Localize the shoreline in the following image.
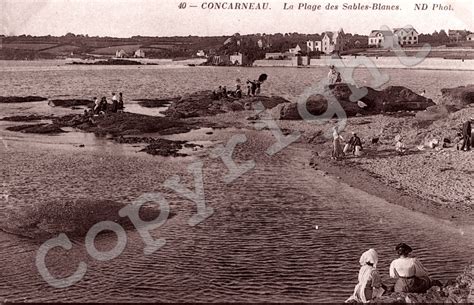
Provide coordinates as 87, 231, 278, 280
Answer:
204, 109, 474, 228
310, 148, 474, 227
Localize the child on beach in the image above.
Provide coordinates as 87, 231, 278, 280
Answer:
395, 135, 406, 154
346, 249, 384, 303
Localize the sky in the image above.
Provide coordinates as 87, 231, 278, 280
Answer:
0, 0, 472, 37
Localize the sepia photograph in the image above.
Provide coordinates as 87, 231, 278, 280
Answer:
0, 0, 473, 303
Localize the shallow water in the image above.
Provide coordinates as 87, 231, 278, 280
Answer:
0, 61, 473, 302
0, 129, 473, 302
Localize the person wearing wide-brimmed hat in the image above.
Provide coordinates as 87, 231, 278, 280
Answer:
346, 249, 384, 303
389, 243, 431, 293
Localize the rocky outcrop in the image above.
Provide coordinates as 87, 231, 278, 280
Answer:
273, 84, 435, 120
163, 90, 290, 118
48, 99, 94, 108
53, 112, 195, 136
439, 85, 474, 109
6, 123, 65, 134
0, 96, 47, 103
116, 136, 203, 157
1, 114, 56, 122
69, 59, 142, 65
371, 264, 473, 303
0, 199, 170, 240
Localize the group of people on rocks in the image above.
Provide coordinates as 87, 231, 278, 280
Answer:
346, 243, 434, 303
212, 74, 268, 100
331, 127, 363, 160
87, 92, 124, 115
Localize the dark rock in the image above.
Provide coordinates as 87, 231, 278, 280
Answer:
378, 86, 435, 112
440, 85, 474, 108
163, 90, 290, 118
1, 114, 55, 122
53, 112, 194, 136
0, 199, 171, 240
48, 99, 94, 108
0, 96, 47, 103
6, 123, 65, 134
136, 98, 179, 108
69, 59, 142, 65
140, 138, 190, 157
116, 136, 202, 157
276, 84, 434, 120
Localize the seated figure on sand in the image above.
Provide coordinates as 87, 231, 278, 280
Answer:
235, 85, 242, 98
345, 132, 363, 156
395, 135, 406, 155
389, 243, 432, 293
346, 249, 384, 303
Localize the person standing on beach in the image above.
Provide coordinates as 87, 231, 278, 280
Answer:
460, 118, 472, 151
389, 243, 431, 293
100, 97, 108, 114
328, 65, 338, 85
93, 97, 100, 114
111, 92, 118, 113
332, 127, 344, 160
346, 249, 384, 303
118, 92, 124, 112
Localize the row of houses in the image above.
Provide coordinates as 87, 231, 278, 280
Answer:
208, 52, 249, 66
368, 28, 474, 48
368, 27, 419, 47
449, 30, 474, 42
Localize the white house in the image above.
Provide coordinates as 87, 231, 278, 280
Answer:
467, 34, 474, 41
307, 28, 346, 55
306, 40, 322, 52
115, 49, 128, 58
288, 44, 302, 54
229, 52, 248, 65
196, 50, 206, 57
134, 49, 145, 58
393, 27, 419, 46
368, 30, 394, 47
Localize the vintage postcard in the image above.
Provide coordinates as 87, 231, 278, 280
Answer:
0, 0, 473, 303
